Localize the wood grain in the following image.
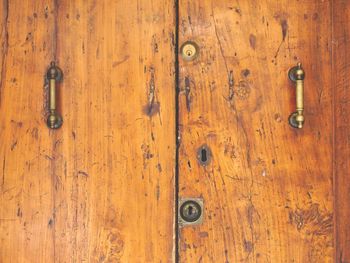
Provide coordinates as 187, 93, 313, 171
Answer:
0, 0, 175, 262
1, 0, 350, 262
178, 1, 334, 262
333, 0, 350, 262
0, 1, 56, 261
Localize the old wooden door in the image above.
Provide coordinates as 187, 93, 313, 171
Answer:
1, 0, 350, 262
177, 0, 350, 262
0, 0, 176, 262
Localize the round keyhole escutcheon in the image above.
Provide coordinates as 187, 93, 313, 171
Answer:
180, 41, 199, 61
179, 200, 202, 223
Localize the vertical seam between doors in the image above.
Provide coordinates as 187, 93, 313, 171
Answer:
174, 0, 180, 261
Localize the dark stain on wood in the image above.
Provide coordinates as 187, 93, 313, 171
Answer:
31, 128, 39, 140
249, 34, 256, 49
48, 218, 53, 228
141, 144, 154, 169
144, 67, 160, 117
157, 163, 162, 172
272, 12, 289, 60
241, 69, 251, 78
228, 70, 234, 101
17, 207, 22, 217
280, 19, 288, 41
152, 34, 159, 53
143, 102, 160, 117
77, 170, 89, 178
185, 76, 191, 112
244, 240, 253, 253
11, 141, 17, 151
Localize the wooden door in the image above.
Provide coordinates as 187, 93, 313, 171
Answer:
1, 0, 350, 262
0, 0, 175, 262
177, 0, 350, 262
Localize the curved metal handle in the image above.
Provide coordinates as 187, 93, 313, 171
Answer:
46, 62, 63, 129
288, 63, 305, 129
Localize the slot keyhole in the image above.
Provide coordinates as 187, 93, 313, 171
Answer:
200, 148, 207, 163
197, 144, 211, 166
188, 205, 193, 215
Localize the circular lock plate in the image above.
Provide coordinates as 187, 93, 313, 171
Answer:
180, 41, 199, 61
179, 200, 202, 223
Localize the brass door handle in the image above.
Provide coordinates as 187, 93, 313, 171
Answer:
46, 62, 63, 129
288, 63, 305, 129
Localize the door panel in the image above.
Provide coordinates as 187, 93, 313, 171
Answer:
0, 0, 175, 262
0, 1, 56, 261
334, 1, 350, 261
178, 1, 333, 262
1, 0, 350, 262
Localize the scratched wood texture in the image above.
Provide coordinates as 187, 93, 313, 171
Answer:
334, 0, 350, 262
0, 0, 175, 262
178, 1, 335, 262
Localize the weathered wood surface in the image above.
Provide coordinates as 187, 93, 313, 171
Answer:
333, 0, 350, 262
178, 1, 334, 262
0, 0, 175, 262
1, 0, 350, 262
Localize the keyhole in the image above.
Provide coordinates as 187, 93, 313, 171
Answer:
187, 205, 193, 215
197, 145, 211, 166
179, 200, 202, 223
180, 41, 198, 61
200, 148, 207, 163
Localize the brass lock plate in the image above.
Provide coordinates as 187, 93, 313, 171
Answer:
180, 41, 199, 61
178, 198, 203, 226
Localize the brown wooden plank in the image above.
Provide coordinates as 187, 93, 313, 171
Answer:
333, 0, 350, 262
0, 0, 176, 262
0, 1, 56, 261
178, 1, 334, 262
